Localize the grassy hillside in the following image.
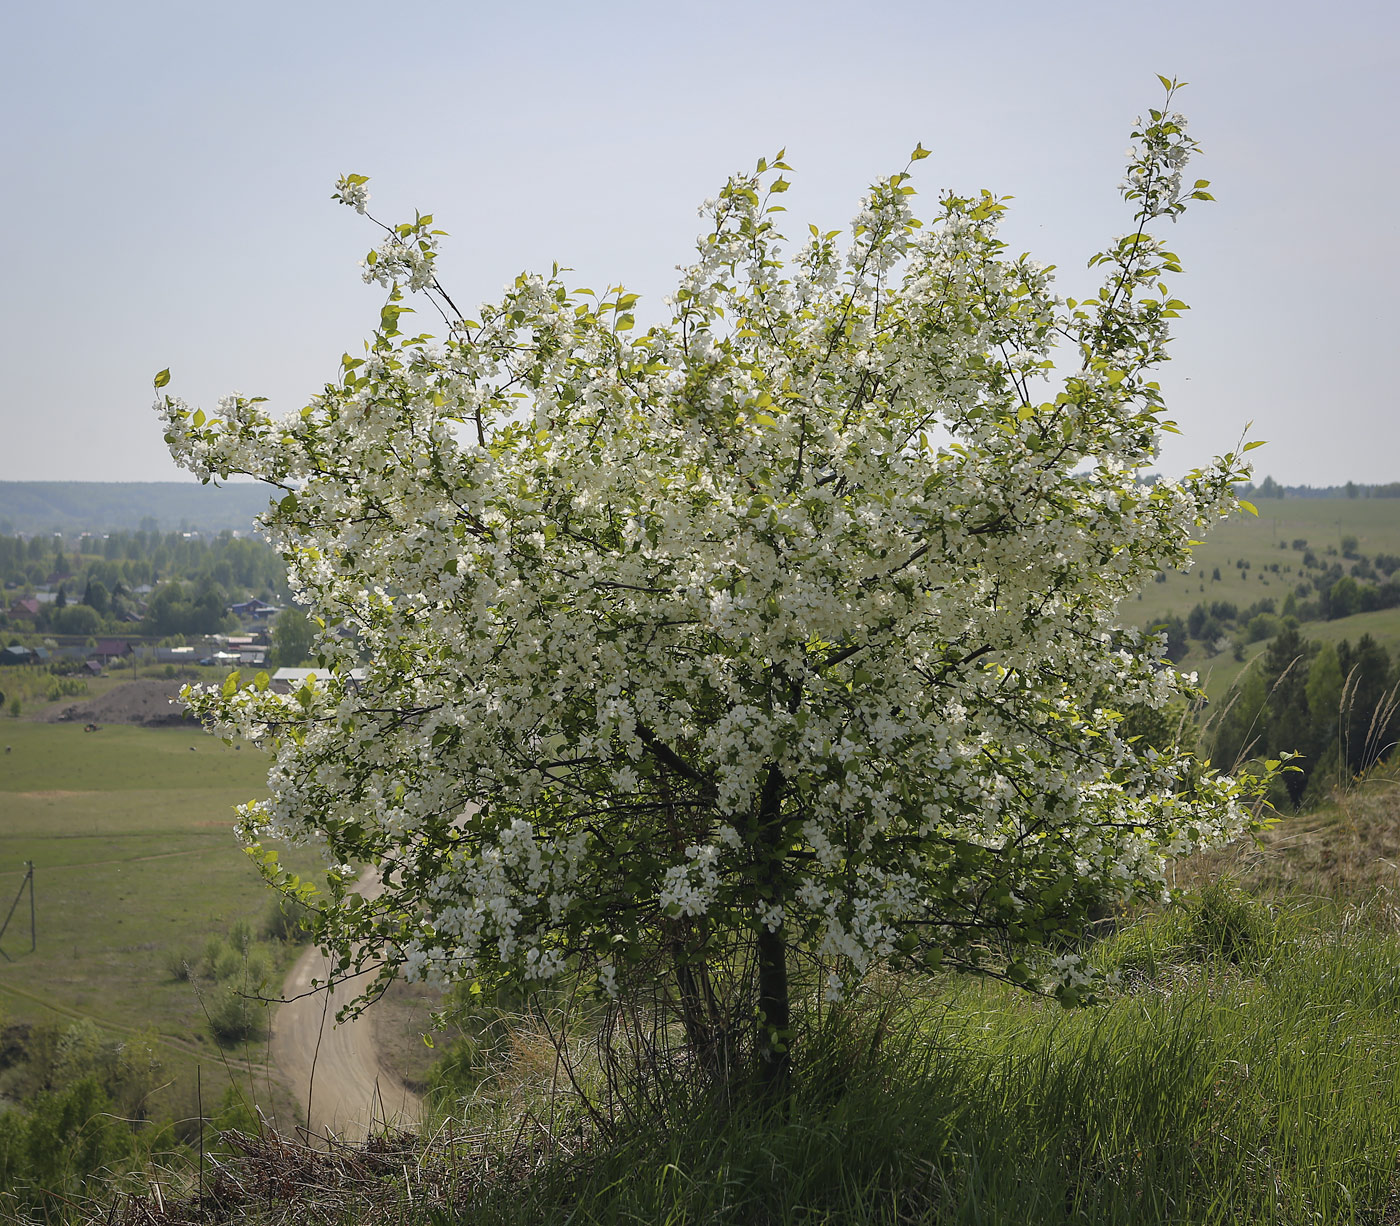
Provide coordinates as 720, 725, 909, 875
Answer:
1136, 495, 1400, 619
1131, 496, 1400, 700
88, 773, 1400, 1226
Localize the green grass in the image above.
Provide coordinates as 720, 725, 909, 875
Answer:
572, 938, 1400, 1225
0, 720, 304, 1128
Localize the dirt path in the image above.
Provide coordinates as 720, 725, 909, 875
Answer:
270, 869, 422, 1141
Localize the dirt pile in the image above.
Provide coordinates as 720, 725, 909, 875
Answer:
49, 681, 200, 728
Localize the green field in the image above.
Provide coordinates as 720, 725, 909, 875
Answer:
0, 721, 301, 1123
1138, 496, 1400, 618
1130, 497, 1400, 699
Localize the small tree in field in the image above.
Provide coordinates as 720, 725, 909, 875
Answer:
269, 606, 316, 669
160, 81, 1270, 1093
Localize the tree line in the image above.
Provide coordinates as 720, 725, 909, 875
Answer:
1240, 477, 1400, 499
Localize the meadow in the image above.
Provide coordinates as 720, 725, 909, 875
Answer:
0, 719, 302, 1128
1135, 495, 1400, 620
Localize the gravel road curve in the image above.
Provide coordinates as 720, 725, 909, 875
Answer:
270, 868, 422, 1141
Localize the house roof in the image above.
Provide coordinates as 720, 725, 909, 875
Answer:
271, 667, 365, 683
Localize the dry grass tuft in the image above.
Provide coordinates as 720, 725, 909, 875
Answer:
92, 1120, 569, 1226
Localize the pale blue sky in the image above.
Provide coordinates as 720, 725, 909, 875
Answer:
0, 0, 1394, 484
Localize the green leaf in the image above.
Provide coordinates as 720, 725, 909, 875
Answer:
192, 408, 206, 427
153, 368, 171, 389
910, 143, 931, 161
1243, 439, 1267, 452
222, 670, 241, 698
254, 671, 270, 691
1238, 499, 1259, 516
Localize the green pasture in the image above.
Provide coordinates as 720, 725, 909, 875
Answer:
1134, 496, 1400, 621
0, 721, 301, 1122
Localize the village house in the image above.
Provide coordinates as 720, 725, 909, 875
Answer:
229, 598, 280, 622
154, 646, 199, 665
91, 638, 134, 665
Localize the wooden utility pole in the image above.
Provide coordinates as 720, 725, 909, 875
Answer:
0, 862, 35, 959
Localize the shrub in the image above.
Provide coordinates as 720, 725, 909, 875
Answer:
263, 896, 314, 943
212, 945, 243, 984
164, 949, 196, 981
160, 82, 1268, 1092
207, 988, 265, 1046
1244, 612, 1281, 643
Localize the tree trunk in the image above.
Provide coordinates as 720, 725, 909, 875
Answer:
756, 923, 790, 1098
753, 759, 792, 1099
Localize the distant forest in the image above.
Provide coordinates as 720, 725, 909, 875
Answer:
0, 482, 281, 534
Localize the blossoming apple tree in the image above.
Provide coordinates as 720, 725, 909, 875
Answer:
159, 81, 1270, 1088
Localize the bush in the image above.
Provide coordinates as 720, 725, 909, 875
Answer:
228, 918, 253, 955
1244, 612, 1281, 643
200, 936, 226, 980
207, 988, 265, 1046
262, 896, 314, 943
1096, 882, 1281, 979
0, 1075, 134, 1216
43, 675, 87, 702
164, 949, 196, 981
212, 945, 243, 983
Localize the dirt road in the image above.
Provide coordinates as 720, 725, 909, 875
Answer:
270, 869, 422, 1140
